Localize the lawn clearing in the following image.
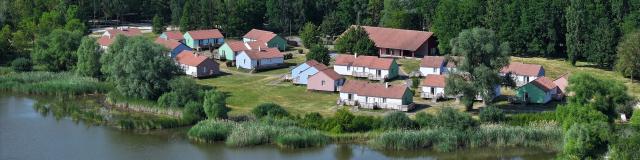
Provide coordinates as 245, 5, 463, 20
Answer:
397, 58, 421, 74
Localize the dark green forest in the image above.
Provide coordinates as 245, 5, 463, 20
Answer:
1, 0, 639, 68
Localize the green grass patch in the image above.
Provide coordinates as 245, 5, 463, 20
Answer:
0, 72, 110, 95
397, 59, 421, 74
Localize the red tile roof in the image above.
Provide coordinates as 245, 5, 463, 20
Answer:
334, 54, 394, 70
358, 26, 433, 51
154, 38, 182, 50
226, 40, 250, 52
341, 80, 409, 99
421, 74, 447, 88
98, 28, 143, 46
105, 28, 142, 37
317, 68, 343, 80
421, 56, 445, 68
242, 48, 284, 60
162, 31, 184, 41
305, 60, 329, 71
340, 80, 368, 93
500, 62, 544, 77
176, 51, 215, 67
530, 77, 557, 92
243, 29, 278, 42
186, 29, 224, 40
246, 41, 268, 50
553, 73, 570, 93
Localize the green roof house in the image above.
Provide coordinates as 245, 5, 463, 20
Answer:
242, 29, 287, 51
515, 77, 558, 104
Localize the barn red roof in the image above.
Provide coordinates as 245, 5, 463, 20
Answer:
243, 29, 277, 42
501, 62, 544, 77
154, 38, 182, 50
186, 29, 224, 40
341, 80, 408, 99
334, 54, 394, 70
162, 31, 184, 41
421, 74, 447, 88
421, 56, 445, 68
530, 77, 557, 92
358, 26, 433, 51
317, 68, 343, 80
242, 48, 283, 60
175, 51, 213, 67
226, 40, 250, 51
305, 60, 329, 71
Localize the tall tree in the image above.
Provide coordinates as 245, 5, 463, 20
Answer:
100, 36, 180, 100
334, 26, 377, 56
75, 37, 101, 78
615, 31, 640, 83
152, 14, 165, 34
0, 25, 13, 64
565, 0, 588, 66
445, 27, 511, 110
432, 0, 484, 54
299, 22, 321, 47
31, 29, 83, 71
380, 0, 420, 29
306, 45, 330, 65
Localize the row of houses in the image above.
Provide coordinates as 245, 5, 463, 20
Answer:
418, 56, 567, 104
216, 29, 288, 71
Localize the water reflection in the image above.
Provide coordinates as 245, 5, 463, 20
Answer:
0, 94, 556, 160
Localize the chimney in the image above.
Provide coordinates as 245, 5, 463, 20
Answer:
354, 53, 358, 58
258, 46, 262, 51
385, 82, 389, 88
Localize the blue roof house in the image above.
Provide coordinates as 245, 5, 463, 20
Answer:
290, 60, 328, 85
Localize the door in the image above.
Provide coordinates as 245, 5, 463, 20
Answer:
348, 94, 352, 100
377, 70, 381, 76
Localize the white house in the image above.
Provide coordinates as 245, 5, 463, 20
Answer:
235, 47, 284, 70
500, 62, 545, 86
175, 51, 220, 77
420, 74, 450, 100
333, 54, 399, 81
420, 56, 446, 76
338, 80, 414, 111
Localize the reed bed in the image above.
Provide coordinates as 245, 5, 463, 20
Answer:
221, 121, 330, 148
369, 122, 563, 152
0, 72, 109, 95
188, 120, 236, 142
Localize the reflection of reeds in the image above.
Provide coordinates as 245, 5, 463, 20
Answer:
0, 72, 109, 95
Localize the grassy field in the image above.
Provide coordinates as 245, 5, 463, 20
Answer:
196, 55, 640, 117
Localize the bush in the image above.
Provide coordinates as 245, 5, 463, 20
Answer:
225, 61, 233, 67
252, 103, 289, 119
630, 109, 640, 127
157, 92, 180, 108
284, 53, 294, 60
11, 58, 32, 72
203, 90, 229, 119
415, 112, 435, 129
562, 122, 611, 159
381, 111, 416, 130
182, 101, 205, 123
299, 112, 324, 129
433, 107, 477, 131
297, 49, 304, 54
479, 106, 506, 123
350, 115, 381, 132
275, 128, 329, 148
187, 120, 235, 142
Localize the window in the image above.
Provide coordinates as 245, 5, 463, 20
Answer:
347, 66, 351, 70
383, 98, 387, 103
431, 87, 435, 94
321, 80, 325, 86
433, 68, 437, 72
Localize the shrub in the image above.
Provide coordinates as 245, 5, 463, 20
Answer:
297, 49, 304, 54
187, 120, 235, 142
350, 115, 381, 132
225, 122, 281, 147
434, 107, 477, 131
630, 109, 640, 127
182, 101, 205, 123
203, 90, 229, 119
275, 128, 329, 148
381, 111, 416, 130
479, 106, 506, 123
415, 112, 435, 129
225, 61, 233, 67
562, 122, 611, 159
11, 58, 32, 72
284, 53, 294, 60
299, 112, 324, 129
157, 92, 180, 108
252, 103, 289, 119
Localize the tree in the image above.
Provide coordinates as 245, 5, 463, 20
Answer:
445, 27, 511, 110
479, 106, 506, 123
31, 29, 83, 71
182, 101, 206, 123
158, 77, 203, 108
432, 0, 484, 54
152, 14, 165, 34
75, 37, 101, 78
0, 25, 13, 64
381, 111, 416, 129
415, 112, 435, 129
306, 45, 330, 65
179, 0, 196, 33
252, 103, 289, 119
562, 122, 611, 159
334, 26, 377, 56
299, 22, 321, 47
100, 36, 180, 100
565, 72, 630, 121
615, 31, 640, 83
10, 58, 32, 72
64, 18, 87, 33
380, 0, 419, 29
203, 90, 229, 119
433, 107, 477, 131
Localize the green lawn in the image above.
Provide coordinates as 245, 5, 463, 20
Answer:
397, 58, 421, 74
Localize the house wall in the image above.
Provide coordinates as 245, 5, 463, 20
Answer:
307, 73, 340, 92
268, 36, 288, 51
291, 63, 320, 85
257, 57, 284, 68
185, 33, 224, 49
235, 53, 256, 69
339, 92, 358, 101
421, 86, 445, 96
334, 65, 352, 75
419, 67, 444, 76
516, 84, 552, 104
217, 43, 240, 60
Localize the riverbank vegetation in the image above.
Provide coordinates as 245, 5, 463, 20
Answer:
0, 72, 109, 95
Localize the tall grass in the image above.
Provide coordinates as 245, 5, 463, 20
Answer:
188, 120, 236, 142
369, 122, 563, 152
507, 111, 557, 126
0, 72, 109, 95
224, 121, 330, 148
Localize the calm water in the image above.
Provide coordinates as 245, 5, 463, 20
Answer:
0, 94, 556, 160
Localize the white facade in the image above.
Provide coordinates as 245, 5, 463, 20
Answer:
339, 92, 403, 107
179, 64, 198, 77
334, 65, 352, 75
419, 67, 443, 76
420, 86, 446, 98
335, 65, 390, 79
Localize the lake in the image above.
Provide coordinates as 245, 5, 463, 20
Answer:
0, 94, 556, 160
